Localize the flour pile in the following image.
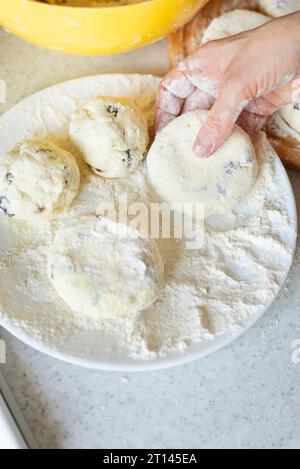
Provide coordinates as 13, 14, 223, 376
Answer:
0, 133, 296, 361
0, 74, 296, 364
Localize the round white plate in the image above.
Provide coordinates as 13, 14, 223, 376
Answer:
0, 74, 297, 371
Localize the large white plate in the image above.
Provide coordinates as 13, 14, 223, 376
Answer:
0, 74, 297, 371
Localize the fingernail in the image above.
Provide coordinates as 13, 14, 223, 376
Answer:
194, 144, 213, 158
193, 136, 214, 158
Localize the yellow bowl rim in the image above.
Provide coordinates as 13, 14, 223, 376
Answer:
25, 0, 167, 11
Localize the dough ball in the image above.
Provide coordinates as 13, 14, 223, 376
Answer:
202, 9, 270, 43
147, 110, 258, 219
48, 216, 164, 320
0, 139, 80, 220
258, 0, 300, 17
279, 103, 300, 134
69, 97, 149, 179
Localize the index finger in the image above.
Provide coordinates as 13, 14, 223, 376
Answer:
155, 67, 195, 132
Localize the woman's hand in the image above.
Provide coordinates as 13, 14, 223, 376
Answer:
156, 12, 300, 158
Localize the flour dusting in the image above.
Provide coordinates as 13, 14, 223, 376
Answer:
0, 74, 297, 366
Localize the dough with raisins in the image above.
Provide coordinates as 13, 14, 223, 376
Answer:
202, 9, 270, 44
279, 102, 300, 134
147, 110, 258, 219
69, 97, 149, 179
48, 216, 164, 319
0, 139, 80, 220
258, 0, 300, 17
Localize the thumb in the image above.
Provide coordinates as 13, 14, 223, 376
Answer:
193, 80, 247, 158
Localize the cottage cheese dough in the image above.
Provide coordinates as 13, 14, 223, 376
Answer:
48, 216, 164, 320
202, 9, 270, 43
279, 103, 300, 134
147, 110, 258, 219
258, 0, 300, 17
69, 97, 149, 179
0, 139, 80, 220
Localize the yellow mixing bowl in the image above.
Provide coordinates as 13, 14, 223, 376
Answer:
0, 0, 209, 55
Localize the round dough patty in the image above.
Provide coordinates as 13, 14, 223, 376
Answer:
279, 103, 300, 134
258, 0, 300, 17
147, 110, 258, 219
48, 216, 164, 320
69, 97, 149, 179
0, 139, 80, 220
202, 9, 270, 43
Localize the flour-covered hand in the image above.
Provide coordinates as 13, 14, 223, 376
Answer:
156, 12, 300, 157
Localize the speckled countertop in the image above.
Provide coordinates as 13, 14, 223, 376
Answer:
0, 28, 300, 449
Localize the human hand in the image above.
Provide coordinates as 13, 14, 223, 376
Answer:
156, 12, 300, 158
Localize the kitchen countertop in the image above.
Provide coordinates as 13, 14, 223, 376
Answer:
0, 28, 300, 450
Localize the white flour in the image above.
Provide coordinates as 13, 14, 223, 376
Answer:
0, 74, 297, 364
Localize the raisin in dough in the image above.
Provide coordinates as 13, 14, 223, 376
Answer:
147, 110, 258, 219
48, 216, 164, 320
202, 9, 270, 43
258, 0, 300, 17
279, 103, 300, 134
69, 97, 149, 179
0, 140, 80, 220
